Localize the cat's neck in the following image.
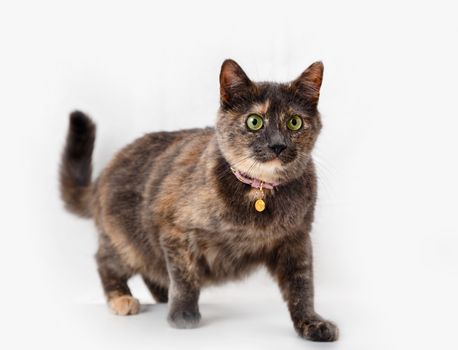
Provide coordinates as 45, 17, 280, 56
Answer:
230, 167, 279, 190
204, 139, 316, 226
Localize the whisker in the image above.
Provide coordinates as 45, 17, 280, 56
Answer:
213, 154, 253, 182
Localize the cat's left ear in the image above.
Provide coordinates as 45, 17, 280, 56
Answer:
220, 59, 255, 106
291, 61, 324, 108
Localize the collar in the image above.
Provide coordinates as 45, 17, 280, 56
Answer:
230, 167, 279, 190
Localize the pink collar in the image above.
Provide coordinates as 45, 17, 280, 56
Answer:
230, 167, 279, 190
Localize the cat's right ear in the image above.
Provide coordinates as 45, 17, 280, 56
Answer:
290, 61, 324, 109
219, 59, 254, 106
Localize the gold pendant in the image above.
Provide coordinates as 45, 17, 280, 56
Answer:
255, 198, 266, 212
254, 182, 265, 212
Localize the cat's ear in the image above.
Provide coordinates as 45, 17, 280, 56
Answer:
220, 59, 254, 105
291, 61, 324, 108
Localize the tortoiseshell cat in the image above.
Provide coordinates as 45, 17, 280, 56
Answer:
60, 59, 338, 342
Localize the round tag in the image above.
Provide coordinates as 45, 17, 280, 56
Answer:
255, 199, 266, 212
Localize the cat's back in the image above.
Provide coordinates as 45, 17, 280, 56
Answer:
94, 127, 214, 219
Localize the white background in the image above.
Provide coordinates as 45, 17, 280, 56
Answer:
1, 1, 457, 349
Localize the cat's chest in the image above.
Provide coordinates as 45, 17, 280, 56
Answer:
179, 184, 309, 237
183, 186, 310, 281
220, 189, 308, 231
189, 203, 303, 265
190, 226, 281, 282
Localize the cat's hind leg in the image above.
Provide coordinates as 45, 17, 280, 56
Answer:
96, 239, 140, 316
142, 276, 169, 303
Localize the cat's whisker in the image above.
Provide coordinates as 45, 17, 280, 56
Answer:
213, 155, 254, 181
312, 152, 336, 202
245, 160, 259, 180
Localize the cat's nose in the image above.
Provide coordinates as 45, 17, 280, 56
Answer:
269, 143, 287, 155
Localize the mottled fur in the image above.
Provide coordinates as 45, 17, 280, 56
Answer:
59, 59, 338, 341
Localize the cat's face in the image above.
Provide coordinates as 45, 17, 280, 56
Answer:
216, 59, 324, 184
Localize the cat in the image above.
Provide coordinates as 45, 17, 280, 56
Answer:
59, 59, 338, 342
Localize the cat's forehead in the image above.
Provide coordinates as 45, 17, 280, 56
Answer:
250, 83, 304, 116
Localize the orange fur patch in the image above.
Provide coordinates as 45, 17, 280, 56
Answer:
108, 295, 140, 316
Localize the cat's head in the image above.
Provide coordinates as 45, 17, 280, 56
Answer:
216, 59, 324, 184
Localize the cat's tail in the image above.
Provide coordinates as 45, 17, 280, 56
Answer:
59, 111, 96, 218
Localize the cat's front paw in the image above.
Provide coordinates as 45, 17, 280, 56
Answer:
108, 295, 140, 316
295, 319, 339, 342
167, 306, 201, 329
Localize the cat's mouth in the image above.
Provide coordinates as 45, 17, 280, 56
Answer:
229, 156, 284, 184
253, 153, 296, 166
263, 158, 283, 167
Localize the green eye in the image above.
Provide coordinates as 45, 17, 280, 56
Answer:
287, 115, 303, 131
246, 114, 264, 131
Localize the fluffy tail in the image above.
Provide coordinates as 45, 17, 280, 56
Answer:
60, 111, 96, 218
